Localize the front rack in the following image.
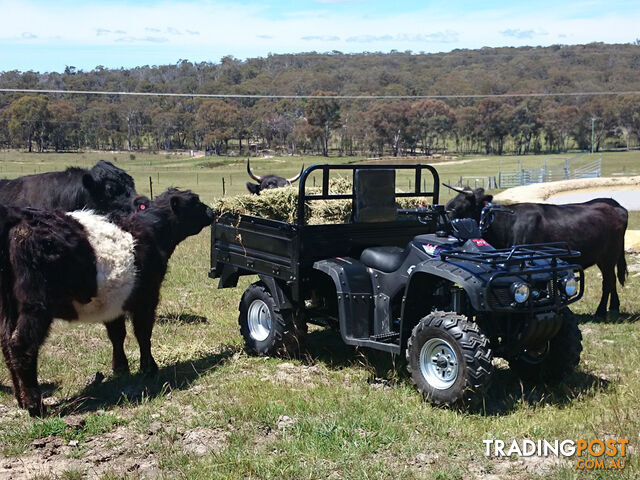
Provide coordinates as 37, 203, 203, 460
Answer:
440, 242, 580, 267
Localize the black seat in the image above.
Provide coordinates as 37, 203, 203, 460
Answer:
360, 246, 408, 273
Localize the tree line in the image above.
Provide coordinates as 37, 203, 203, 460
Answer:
1, 43, 640, 156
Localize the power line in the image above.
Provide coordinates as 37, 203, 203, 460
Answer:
2, 88, 640, 99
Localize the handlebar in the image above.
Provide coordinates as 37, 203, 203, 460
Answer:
479, 202, 514, 232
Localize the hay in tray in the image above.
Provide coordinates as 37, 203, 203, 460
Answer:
213, 177, 432, 225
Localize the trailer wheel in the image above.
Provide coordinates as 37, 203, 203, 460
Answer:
239, 282, 306, 356
406, 311, 492, 405
508, 308, 582, 382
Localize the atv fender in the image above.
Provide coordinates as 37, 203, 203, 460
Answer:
258, 274, 293, 312
313, 258, 378, 347
399, 260, 486, 350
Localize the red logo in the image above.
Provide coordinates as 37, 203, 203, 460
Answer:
472, 238, 490, 247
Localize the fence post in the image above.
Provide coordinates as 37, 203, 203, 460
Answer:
222, 177, 226, 196
149, 176, 153, 199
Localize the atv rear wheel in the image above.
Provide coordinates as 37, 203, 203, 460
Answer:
406, 311, 492, 405
239, 282, 306, 356
508, 308, 582, 382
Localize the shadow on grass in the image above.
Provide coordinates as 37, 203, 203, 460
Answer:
0, 384, 13, 396
52, 345, 239, 416
302, 328, 612, 416
575, 312, 640, 324
474, 368, 611, 416
157, 312, 209, 325
302, 328, 397, 380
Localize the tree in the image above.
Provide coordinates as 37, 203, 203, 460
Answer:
409, 99, 456, 155
305, 91, 341, 156
509, 99, 542, 155
196, 100, 239, 155
8, 95, 50, 152
453, 106, 482, 154
477, 99, 512, 154
48, 100, 78, 151
367, 102, 411, 157
617, 95, 640, 149
541, 104, 579, 152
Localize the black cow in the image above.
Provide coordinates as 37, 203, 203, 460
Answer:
0, 188, 214, 416
445, 186, 628, 317
245, 158, 304, 194
0, 160, 146, 214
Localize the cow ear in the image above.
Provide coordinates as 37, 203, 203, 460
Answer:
246, 182, 260, 194
82, 173, 96, 191
170, 195, 182, 214
0, 205, 21, 233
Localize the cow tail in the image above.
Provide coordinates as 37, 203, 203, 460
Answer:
617, 250, 628, 287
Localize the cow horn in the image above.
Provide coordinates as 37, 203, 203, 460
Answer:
442, 183, 469, 194
246, 158, 263, 183
287, 165, 304, 184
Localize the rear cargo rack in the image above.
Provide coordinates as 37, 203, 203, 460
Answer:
440, 242, 580, 266
297, 164, 440, 227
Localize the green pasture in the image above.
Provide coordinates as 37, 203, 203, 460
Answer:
0, 150, 638, 479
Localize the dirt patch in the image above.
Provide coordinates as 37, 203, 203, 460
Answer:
469, 455, 571, 479
0, 425, 159, 479
182, 427, 230, 457
261, 362, 328, 387
493, 176, 640, 204
356, 156, 488, 166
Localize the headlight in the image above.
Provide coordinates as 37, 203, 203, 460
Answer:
511, 282, 530, 304
563, 277, 578, 297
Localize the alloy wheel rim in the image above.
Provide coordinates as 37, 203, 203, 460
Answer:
247, 299, 272, 342
419, 338, 459, 390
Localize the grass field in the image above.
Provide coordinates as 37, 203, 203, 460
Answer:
0, 150, 638, 479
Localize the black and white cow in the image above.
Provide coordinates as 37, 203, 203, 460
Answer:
0, 188, 214, 416
0, 160, 147, 214
245, 158, 304, 194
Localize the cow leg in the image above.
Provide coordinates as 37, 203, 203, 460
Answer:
595, 262, 615, 318
0, 331, 23, 408
609, 281, 621, 313
104, 316, 129, 375
131, 308, 158, 374
9, 311, 52, 417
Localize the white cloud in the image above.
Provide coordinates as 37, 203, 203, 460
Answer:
0, 0, 638, 70
501, 29, 548, 40
302, 35, 341, 41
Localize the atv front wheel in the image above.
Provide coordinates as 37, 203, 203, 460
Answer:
406, 311, 492, 405
239, 282, 306, 356
508, 308, 582, 382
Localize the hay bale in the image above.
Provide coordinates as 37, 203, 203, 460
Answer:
213, 177, 432, 224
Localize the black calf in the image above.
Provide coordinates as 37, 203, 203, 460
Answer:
0, 189, 213, 416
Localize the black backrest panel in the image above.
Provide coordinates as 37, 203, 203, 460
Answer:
353, 169, 396, 223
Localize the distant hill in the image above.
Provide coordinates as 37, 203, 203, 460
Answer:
1, 43, 639, 156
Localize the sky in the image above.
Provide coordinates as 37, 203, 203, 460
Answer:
0, 0, 639, 73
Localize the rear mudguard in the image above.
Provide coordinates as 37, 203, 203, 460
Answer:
399, 260, 487, 350
313, 258, 398, 353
